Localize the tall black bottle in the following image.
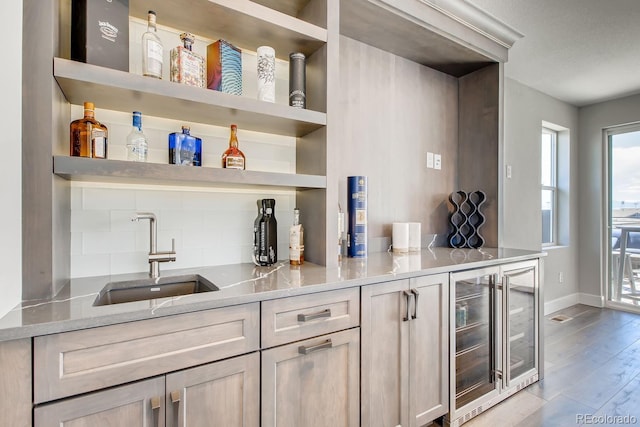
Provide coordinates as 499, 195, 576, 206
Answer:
256, 199, 277, 266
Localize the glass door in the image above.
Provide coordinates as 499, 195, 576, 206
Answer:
607, 125, 640, 307
451, 268, 500, 413
502, 263, 538, 386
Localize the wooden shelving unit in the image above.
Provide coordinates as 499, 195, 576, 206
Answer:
53, 156, 326, 190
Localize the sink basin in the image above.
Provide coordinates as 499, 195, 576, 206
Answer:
93, 274, 218, 306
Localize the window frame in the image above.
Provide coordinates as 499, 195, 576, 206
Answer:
541, 127, 558, 247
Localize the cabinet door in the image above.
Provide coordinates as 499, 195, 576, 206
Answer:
361, 279, 410, 427
165, 352, 259, 427
262, 328, 360, 427
34, 377, 165, 427
409, 274, 449, 426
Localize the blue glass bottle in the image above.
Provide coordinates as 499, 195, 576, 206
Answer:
168, 125, 202, 166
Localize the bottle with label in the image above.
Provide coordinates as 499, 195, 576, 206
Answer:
256, 199, 277, 266
142, 11, 163, 79
126, 111, 148, 162
222, 124, 246, 169
170, 33, 206, 88
168, 126, 202, 166
289, 208, 304, 265
69, 101, 108, 158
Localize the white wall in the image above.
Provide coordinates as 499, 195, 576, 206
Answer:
578, 93, 640, 301
502, 78, 580, 312
0, 1, 22, 316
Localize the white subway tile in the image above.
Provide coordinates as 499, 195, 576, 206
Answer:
71, 210, 111, 233
70, 187, 83, 210
111, 210, 140, 231
110, 252, 150, 275
83, 188, 136, 210
136, 189, 183, 210
70, 232, 82, 256
83, 231, 136, 254
71, 254, 111, 278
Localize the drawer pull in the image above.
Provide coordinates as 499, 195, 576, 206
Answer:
170, 390, 181, 404
150, 396, 161, 410
297, 308, 332, 322
298, 339, 333, 355
411, 288, 420, 319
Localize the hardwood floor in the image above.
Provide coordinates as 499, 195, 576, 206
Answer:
464, 304, 640, 427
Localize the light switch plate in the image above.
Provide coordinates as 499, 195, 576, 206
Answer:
427, 152, 434, 169
506, 165, 512, 179
434, 154, 442, 170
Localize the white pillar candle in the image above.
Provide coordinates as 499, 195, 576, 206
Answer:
392, 222, 409, 253
409, 222, 421, 251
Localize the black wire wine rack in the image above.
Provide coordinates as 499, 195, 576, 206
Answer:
447, 190, 487, 248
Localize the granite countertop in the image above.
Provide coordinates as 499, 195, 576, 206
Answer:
0, 247, 544, 342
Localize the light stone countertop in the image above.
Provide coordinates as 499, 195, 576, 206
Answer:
0, 247, 544, 342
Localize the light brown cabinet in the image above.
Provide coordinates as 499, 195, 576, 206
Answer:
361, 274, 449, 427
34, 352, 259, 427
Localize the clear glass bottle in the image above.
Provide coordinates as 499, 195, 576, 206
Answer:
289, 208, 304, 265
70, 101, 108, 158
142, 10, 163, 79
126, 111, 148, 162
170, 33, 206, 88
168, 125, 202, 166
222, 124, 245, 169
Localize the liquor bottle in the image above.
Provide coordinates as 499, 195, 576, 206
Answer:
253, 199, 263, 265
142, 11, 163, 79
222, 124, 246, 169
256, 199, 277, 266
168, 126, 202, 166
170, 33, 206, 88
126, 112, 148, 162
69, 101, 108, 158
289, 208, 304, 265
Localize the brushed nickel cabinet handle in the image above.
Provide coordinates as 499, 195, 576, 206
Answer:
411, 288, 420, 319
298, 339, 332, 355
403, 290, 412, 322
297, 308, 332, 322
170, 390, 181, 404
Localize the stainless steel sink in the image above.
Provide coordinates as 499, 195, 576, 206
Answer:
93, 274, 218, 306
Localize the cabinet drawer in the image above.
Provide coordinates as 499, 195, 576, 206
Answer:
261, 288, 360, 348
34, 303, 259, 403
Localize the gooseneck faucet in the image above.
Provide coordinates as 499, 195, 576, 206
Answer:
132, 212, 177, 278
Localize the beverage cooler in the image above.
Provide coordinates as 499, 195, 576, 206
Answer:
446, 260, 540, 427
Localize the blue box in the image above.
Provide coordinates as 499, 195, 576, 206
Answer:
347, 176, 367, 258
207, 40, 242, 95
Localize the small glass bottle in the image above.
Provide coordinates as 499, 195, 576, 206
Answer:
126, 111, 148, 162
289, 208, 304, 265
222, 124, 246, 169
168, 125, 202, 166
70, 101, 108, 158
142, 10, 163, 79
170, 33, 206, 88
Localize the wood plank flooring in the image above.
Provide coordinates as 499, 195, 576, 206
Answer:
463, 304, 640, 427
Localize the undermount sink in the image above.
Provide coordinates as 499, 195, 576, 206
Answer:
93, 274, 219, 306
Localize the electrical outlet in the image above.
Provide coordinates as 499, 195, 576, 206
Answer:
434, 154, 442, 170
427, 152, 434, 169
558, 272, 563, 283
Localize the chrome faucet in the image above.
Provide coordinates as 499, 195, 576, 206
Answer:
132, 212, 176, 278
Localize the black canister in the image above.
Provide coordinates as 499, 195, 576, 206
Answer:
289, 53, 306, 108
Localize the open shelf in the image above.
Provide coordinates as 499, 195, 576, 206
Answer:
129, 0, 327, 59
53, 156, 327, 190
54, 58, 327, 138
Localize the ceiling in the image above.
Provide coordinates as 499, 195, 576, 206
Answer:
468, 0, 640, 107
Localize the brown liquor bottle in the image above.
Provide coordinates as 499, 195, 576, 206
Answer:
221, 124, 246, 169
70, 102, 108, 158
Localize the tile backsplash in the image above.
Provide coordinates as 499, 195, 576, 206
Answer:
71, 184, 296, 278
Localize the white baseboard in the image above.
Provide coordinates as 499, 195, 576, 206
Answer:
544, 292, 605, 315
544, 293, 578, 315
578, 292, 605, 308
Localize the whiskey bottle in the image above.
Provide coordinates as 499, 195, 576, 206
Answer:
70, 102, 108, 158
142, 11, 163, 79
168, 126, 202, 166
289, 208, 304, 265
126, 111, 148, 162
222, 124, 246, 169
170, 33, 206, 88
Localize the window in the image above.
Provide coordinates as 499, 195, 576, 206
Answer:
541, 127, 557, 245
